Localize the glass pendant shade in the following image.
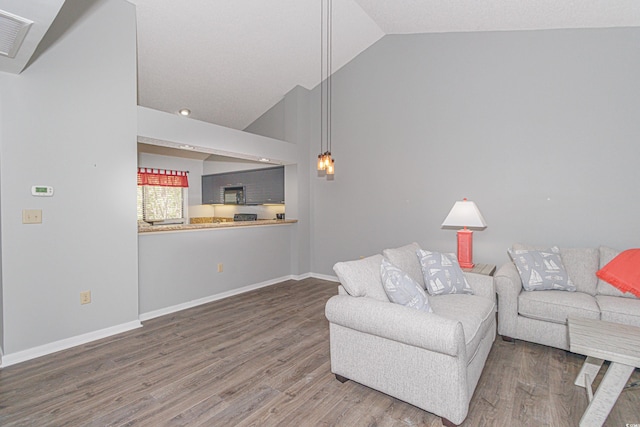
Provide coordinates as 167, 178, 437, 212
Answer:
326, 158, 335, 175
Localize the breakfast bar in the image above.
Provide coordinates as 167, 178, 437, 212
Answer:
138, 219, 297, 233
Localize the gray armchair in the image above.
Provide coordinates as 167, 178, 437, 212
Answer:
325, 243, 496, 426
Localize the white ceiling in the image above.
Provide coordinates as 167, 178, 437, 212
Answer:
0, 0, 65, 74
1, 0, 639, 131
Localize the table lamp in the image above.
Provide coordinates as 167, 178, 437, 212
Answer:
441, 198, 487, 268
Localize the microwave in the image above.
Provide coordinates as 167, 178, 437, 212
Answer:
223, 186, 245, 205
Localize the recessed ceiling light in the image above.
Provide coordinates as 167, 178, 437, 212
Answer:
258, 158, 270, 162
178, 109, 191, 116
178, 144, 195, 150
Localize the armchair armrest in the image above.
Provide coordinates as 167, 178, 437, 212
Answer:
494, 262, 522, 337
463, 272, 495, 305
325, 295, 465, 358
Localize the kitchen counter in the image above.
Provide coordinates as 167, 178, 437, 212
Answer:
138, 219, 297, 233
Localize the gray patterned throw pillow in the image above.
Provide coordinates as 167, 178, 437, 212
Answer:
380, 258, 432, 312
416, 250, 473, 296
508, 246, 576, 292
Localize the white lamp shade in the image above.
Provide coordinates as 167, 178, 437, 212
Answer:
441, 199, 487, 228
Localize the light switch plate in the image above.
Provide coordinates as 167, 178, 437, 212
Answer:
22, 209, 42, 224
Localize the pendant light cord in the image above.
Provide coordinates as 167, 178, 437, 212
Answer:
320, 0, 324, 156
327, 0, 332, 155
320, 0, 333, 156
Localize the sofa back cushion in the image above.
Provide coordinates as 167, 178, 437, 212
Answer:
333, 254, 389, 302
382, 242, 424, 287
558, 247, 599, 296
597, 246, 638, 299
512, 244, 598, 296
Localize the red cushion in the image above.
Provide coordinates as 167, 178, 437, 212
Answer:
596, 249, 640, 297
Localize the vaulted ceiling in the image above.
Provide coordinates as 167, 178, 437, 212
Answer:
2, 1, 639, 130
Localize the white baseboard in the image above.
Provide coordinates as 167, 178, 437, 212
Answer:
140, 275, 297, 321
139, 273, 338, 321
0, 273, 339, 368
309, 272, 339, 282
0, 320, 142, 368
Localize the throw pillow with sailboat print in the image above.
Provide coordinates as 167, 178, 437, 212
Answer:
416, 249, 474, 296
508, 246, 576, 291
380, 258, 433, 312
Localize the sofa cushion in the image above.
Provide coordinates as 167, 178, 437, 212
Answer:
380, 258, 432, 312
382, 242, 424, 287
430, 294, 495, 362
333, 254, 389, 302
509, 246, 575, 292
596, 295, 640, 327
417, 250, 473, 295
518, 290, 600, 324
559, 247, 599, 296
596, 249, 640, 298
512, 244, 598, 295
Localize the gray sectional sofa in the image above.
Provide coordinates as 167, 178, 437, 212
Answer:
325, 243, 496, 426
495, 244, 640, 350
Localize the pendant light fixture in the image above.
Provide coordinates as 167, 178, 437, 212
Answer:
317, 0, 335, 179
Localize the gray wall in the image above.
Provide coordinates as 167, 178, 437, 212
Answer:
138, 225, 295, 315
0, 0, 139, 357
246, 85, 313, 276
248, 28, 640, 275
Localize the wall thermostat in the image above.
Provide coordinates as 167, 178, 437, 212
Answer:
31, 186, 54, 197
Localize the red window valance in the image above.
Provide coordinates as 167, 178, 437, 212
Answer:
137, 168, 189, 187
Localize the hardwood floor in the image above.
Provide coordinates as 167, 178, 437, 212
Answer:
1, 278, 638, 426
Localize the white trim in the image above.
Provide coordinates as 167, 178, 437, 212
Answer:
139, 273, 338, 321
0, 272, 339, 368
140, 275, 296, 321
0, 320, 142, 368
309, 272, 339, 282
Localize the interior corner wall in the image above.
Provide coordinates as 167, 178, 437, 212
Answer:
0, 0, 138, 358
245, 85, 313, 276
309, 28, 640, 273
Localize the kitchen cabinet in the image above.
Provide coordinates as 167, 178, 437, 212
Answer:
202, 166, 284, 205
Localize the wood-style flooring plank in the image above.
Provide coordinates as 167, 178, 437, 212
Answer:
1, 277, 639, 427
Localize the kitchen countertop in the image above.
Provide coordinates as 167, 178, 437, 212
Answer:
138, 219, 297, 233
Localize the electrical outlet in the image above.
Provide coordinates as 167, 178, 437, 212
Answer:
22, 209, 42, 224
80, 291, 91, 305
217, 263, 223, 273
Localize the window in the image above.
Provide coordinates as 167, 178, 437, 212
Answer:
137, 168, 189, 223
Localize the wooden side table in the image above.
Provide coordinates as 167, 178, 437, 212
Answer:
462, 263, 496, 276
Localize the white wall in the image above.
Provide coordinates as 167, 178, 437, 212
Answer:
203, 157, 274, 175
247, 28, 640, 275
138, 107, 299, 165
0, 0, 139, 362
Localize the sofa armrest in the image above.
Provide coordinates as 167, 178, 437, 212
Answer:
494, 262, 522, 337
325, 295, 465, 358
464, 272, 495, 305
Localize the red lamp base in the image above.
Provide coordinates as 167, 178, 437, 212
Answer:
457, 228, 474, 269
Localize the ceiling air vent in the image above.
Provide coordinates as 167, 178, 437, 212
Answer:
0, 10, 33, 58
